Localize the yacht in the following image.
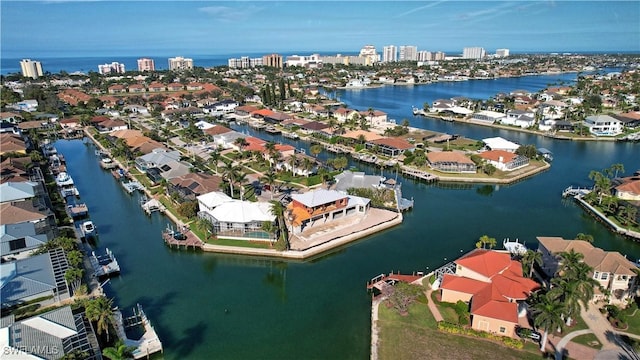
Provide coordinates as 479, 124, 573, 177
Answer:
82, 221, 96, 237
55, 172, 74, 187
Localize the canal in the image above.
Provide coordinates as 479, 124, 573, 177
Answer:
54, 73, 639, 359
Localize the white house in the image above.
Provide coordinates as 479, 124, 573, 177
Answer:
471, 110, 505, 124
197, 191, 276, 241
583, 115, 624, 136
503, 110, 535, 128
482, 137, 520, 152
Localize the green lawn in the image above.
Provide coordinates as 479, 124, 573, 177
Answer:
377, 300, 544, 360
570, 333, 602, 350
620, 306, 640, 335
206, 237, 272, 249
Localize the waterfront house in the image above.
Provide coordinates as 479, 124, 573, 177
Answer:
613, 111, 640, 129
95, 118, 128, 133
168, 173, 223, 202
365, 137, 414, 157
341, 129, 383, 144
613, 176, 640, 201
0, 249, 70, 309
145, 160, 192, 185
482, 137, 520, 152
0, 133, 27, 156
235, 105, 260, 117
359, 109, 388, 127
197, 192, 276, 241
479, 150, 529, 172
301, 121, 331, 135
275, 152, 319, 177
59, 117, 81, 129
204, 99, 239, 114
537, 237, 639, 305
1, 305, 101, 359
211, 131, 248, 149
426, 151, 477, 173
333, 170, 386, 192
583, 115, 623, 136
471, 110, 505, 124
0, 199, 56, 238
203, 124, 232, 137
264, 111, 292, 124
134, 148, 182, 173
439, 249, 540, 339
251, 108, 276, 121
538, 100, 568, 120
334, 108, 359, 123
1, 222, 48, 260
503, 110, 536, 128
0, 157, 31, 183
286, 189, 370, 234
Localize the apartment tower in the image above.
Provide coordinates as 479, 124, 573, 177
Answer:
137, 58, 155, 72
20, 59, 43, 79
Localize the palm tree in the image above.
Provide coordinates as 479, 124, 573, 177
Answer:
222, 161, 239, 198
531, 291, 566, 351
208, 150, 220, 174
288, 154, 298, 176
301, 157, 314, 177
575, 233, 594, 243
269, 200, 288, 249
558, 249, 584, 275
609, 163, 625, 179
234, 137, 249, 152
235, 171, 248, 201
261, 171, 278, 200
521, 249, 543, 278
310, 144, 323, 158
102, 340, 136, 360
475, 234, 496, 249
85, 296, 116, 342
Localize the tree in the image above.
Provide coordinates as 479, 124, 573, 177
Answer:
102, 340, 136, 360
609, 163, 625, 179
196, 216, 214, 240
222, 161, 240, 198
483, 163, 497, 176
208, 149, 221, 173
85, 296, 116, 342
475, 234, 496, 249
260, 171, 278, 200
384, 282, 424, 315
269, 200, 288, 250
558, 249, 584, 275
287, 154, 298, 175
620, 205, 638, 227
332, 156, 348, 171
177, 200, 198, 219
575, 233, 594, 243
530, 291, 566, 351
521, 249, 542, 278
310, 144, 323, 158
234, 137, 249, 152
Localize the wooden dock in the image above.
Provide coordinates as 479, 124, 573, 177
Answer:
401, 167, 439, 182
114, 304, 163, 360
562, 186, 592, 198
66, 203, 89, 218
162, 225, 204, 250
366, 271, 424, 292
324, 144, 350, 154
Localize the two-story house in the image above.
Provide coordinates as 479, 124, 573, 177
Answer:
537, 237, 638, 305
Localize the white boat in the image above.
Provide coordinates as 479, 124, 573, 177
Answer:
82, 221, 96, 237
55, 172, 74, 187
503, 238, 527, 256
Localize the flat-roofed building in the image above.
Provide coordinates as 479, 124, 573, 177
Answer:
137, 57, 155, 71
98, 62, 125, 75
262, 53, 283, 68
20, 59, 43, 79
168, 56, 194, 70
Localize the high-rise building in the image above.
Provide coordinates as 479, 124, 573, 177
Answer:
168, 56, 194, 70
358, 45, 379, 64
495, 49, 510, 58
228, 56, 263, 69
382, 45, 397, 63
137, 58, 155, 72
97, 62, 125, 75
262, 54, 283, 68
20, 59, 43, 79
462, 47, 486, 59
399, 45, 418, 61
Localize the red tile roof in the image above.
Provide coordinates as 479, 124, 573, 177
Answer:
368, 137, 414, 150
456, 249, 512, 278
426, 151, 475, 165
479, 150, 517, 163
440, 274, 488, 295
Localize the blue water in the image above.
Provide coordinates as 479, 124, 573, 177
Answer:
53, 73, 640, 359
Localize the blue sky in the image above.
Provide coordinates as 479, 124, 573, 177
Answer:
1, 1, 638, 58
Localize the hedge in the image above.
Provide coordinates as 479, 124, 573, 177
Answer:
437, 321, 524, 349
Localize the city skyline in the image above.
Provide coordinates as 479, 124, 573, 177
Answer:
1, 1, 639, 59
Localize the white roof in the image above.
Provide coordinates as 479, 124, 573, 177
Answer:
482, 137, 520, 151
209, 201, 275, 223
22, 316, 77, 338
475, 110, 506, 119
291, 189, 347, 208
449, 106, 474, 115
195, 120, 214, 130
197, 191, 233, 209
347, 195, 370, 207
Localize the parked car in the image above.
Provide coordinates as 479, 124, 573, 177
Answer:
515, 326, 541, 342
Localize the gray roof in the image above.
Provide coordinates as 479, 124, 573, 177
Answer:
4, 306, 89, 360
333, 171, 384, 192
158, 160, 193, 180
1, 253, 57, 306
1, 223, 48, 255
0, 182, 37, 203
136, 148, 182, 167
291, 189, 347, 208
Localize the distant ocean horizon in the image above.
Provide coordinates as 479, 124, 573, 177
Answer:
1, 50, 637, 76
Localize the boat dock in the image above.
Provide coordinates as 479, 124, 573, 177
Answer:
162, 224, 204, 250
122, 180, 144, 194
366, 271, 424, 293
114, 304, 163, 360
562, 186, 592, 198
265, 126, 281, 135
282, 132, 299, 139
66, 203, 89, 218
401, 168, 439, 182
324, 144, 350, 154
90, 248, 120, 277
140, 197, 166, 215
